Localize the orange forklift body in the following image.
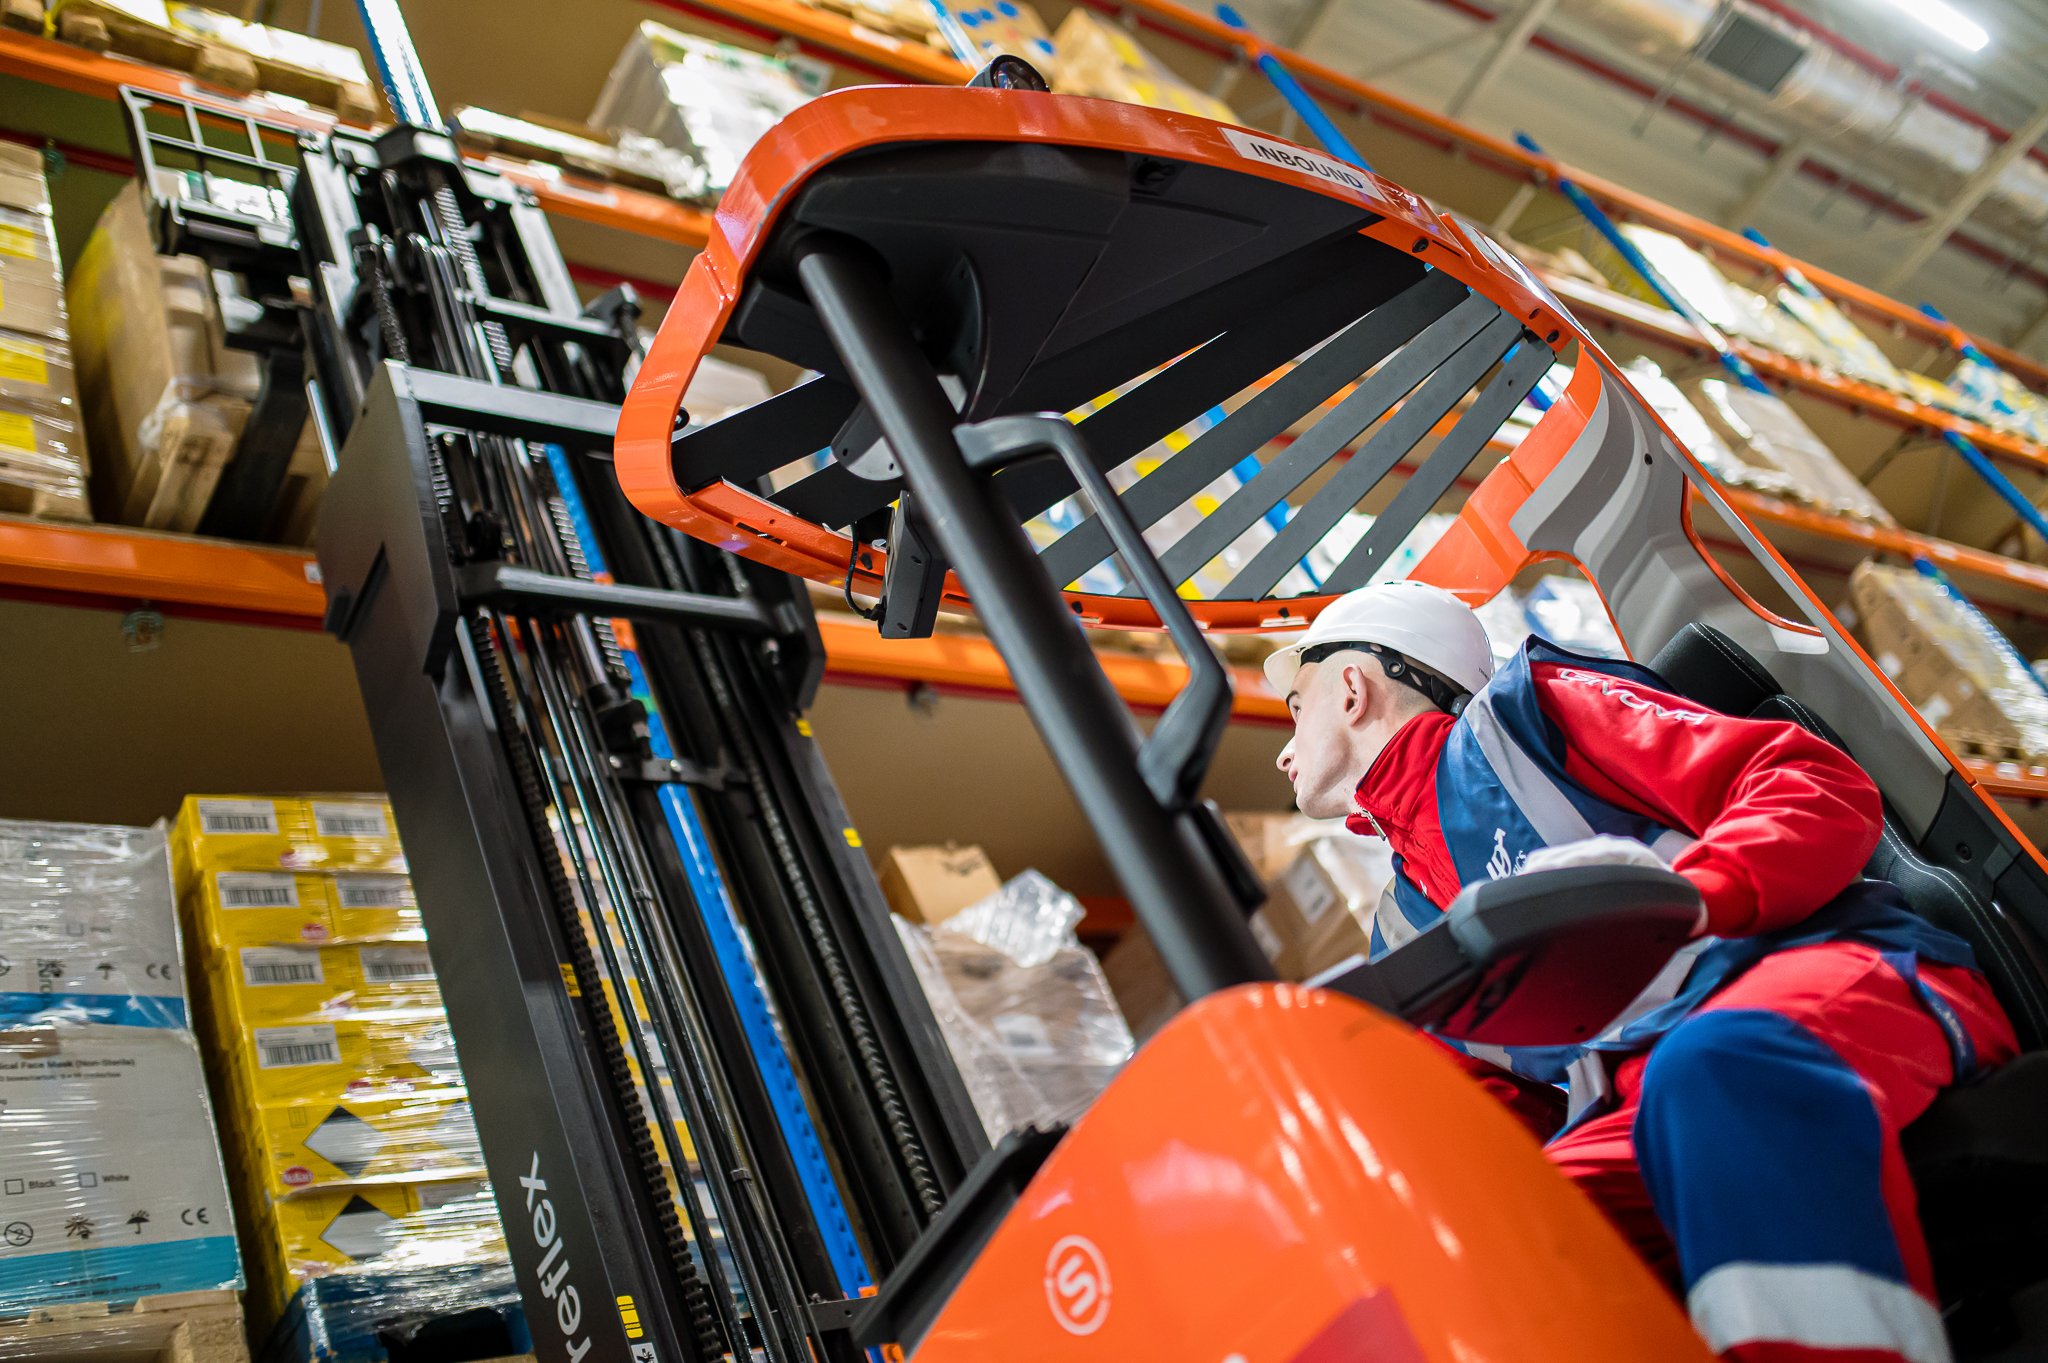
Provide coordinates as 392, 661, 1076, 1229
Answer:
615, 83, 2047, 1360
914, 985, 1714, 1361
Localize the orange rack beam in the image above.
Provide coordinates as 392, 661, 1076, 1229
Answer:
0, 515, 327, 619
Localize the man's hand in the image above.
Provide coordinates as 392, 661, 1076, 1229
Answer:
1518, 836, 1710, 937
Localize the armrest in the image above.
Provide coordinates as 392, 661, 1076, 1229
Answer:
1316, 864, 1702, 1047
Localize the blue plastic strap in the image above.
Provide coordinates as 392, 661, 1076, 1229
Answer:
1216, 6, 1375, 173
351, 0, 443, 130
542, 445, 874, 1298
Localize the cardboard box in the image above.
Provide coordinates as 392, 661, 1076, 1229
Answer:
215, 941, 442, 1022
877, 844, 1002, 925
1850, 561, 2048, 756
171, 795, 406, 877
1223, 810, 1298, 880
1100, 925, 1181, 1043
189, 868, 423, 952
1049, 9, 1239, 122
1262, 836, 1392, 951
0, 144, 49, 215
0, 1023, 239, 1309
250, 1091, 484, 1195
67, 183, 268, 530
0, 399, 88, 521
0, 818, 184, 1028
1683, 378, 1894, 526
217, 1009, 463, 1105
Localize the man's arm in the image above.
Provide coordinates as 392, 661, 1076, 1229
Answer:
1530, 662, 1884, 937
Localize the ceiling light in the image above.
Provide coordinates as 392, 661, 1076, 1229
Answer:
1871, 0, 1989, 52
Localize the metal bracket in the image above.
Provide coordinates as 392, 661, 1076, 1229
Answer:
607, 753, 746, 792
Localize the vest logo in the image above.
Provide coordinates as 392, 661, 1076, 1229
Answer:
1554, 668, 1707, 725
1045, 1234, 1111, 1336
1485, 829, 1531, 880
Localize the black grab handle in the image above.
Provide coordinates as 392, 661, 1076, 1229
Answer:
956, 413, 1233, 812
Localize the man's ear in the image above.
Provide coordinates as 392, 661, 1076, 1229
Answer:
1339, 659, 1374, 727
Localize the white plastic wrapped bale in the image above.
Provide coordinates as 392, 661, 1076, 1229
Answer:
1682, 377, 1896, 527
895, 872, 1135, 1141
1624, 358, 1804, 504
0, 1022, 240, 1307
0, 819, 185, 1028
591, 23, 812, 205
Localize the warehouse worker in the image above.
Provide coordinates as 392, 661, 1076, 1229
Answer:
1268, 580, 2016, 1363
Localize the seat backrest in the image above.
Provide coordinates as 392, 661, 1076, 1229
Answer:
1649, 623, 2048, 1049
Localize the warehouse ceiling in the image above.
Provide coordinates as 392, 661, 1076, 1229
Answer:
1218, 0, 2048, 350
276, 0, 2048, 358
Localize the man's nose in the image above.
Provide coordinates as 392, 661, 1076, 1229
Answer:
1276, 737, 1295, 775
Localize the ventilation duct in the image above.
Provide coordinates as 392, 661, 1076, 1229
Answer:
1552, 0, 2048, 239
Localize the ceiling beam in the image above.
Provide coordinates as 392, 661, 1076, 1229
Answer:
1879, 101, 2048, 291
1446, 0, 1560, 120
1287, 0, 1345, 52
1726, 134, 1812, 229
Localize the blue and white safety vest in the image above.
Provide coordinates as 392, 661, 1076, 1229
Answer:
1369, 639, 1980, 1119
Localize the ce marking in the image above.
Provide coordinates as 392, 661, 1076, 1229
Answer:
179, 1207, 210, 1226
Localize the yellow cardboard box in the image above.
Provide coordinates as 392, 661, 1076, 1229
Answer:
172, 794, 406, 875
250, 1090, 485, 1195
268, 1178, 505, 1274
215, 941, 442, 1021
220, 1008, 463, 1104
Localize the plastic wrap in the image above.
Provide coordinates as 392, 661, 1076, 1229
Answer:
898, 873, 1134, 1139
590, 24, 811, 205
0, 1022, 241, 1308
1623, 358, 1805, 504
1521, 577, 1626, 658
1849, 562, 2048, 759
0, 819, 184, 1028
170, 792, 510, 1340
1683, 378, 1896, 526
260, 1260, 529, 1363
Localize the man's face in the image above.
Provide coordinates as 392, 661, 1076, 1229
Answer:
1276, 659, 1364, 820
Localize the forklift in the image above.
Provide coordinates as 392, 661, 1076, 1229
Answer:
123, 2, 2048, 1356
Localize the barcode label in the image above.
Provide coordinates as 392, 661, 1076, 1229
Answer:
359, 946, 434, 983
313, 802, 390, 840
335, 876, 411, 910
254, 1023, 340, 1068
241, 948, 324, 987
198, 799, 279, 836
217, 872, 299, 909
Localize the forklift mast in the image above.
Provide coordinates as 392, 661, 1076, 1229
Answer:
121, 7, 990, 1361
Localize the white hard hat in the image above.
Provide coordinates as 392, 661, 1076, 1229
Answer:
1262, 581, 1495, 698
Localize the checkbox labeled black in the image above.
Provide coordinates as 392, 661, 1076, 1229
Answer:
3, 1180, 20, 1195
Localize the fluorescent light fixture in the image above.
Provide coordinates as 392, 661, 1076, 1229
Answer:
1873, 0, 1989, 51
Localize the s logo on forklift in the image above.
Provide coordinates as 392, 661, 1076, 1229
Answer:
1045, 1235, 1111, 1336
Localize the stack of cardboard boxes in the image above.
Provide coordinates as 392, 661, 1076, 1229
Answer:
68, 181, 330, 539
168, 795, 506, 1342
1099, 812, 1394, 1042
0, 817, 240, 1310
1049, 9, 1239, 123
1847, 562, 2048, 761
0, 145, 89, 522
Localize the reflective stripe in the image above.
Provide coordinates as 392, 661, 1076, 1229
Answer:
1649, 827, 1693, 864
1687, 1262, 1951, 1363
1459, 690, 1597, 847
1372, 882, 1429, 951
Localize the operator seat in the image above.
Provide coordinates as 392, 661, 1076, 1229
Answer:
1649, 622, 2048, 1358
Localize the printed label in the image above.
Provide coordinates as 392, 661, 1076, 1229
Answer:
992, 1012, 1055, 1057
336, 875, 411, 910
254, 1023, 340, 1068
217, 872, 299, 909
0, 409, 32, 455
312, 802, 389, 840
197, 798, 280, 836
359, 945, 434, 983
0, 336, 46, 386
0, 219, 40, 260
1282, 857, 1337, 925
240, 947, 324, 987
1221, 128, 1370, 195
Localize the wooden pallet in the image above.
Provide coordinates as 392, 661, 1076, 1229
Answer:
52, 3, 380, 124
0, 1288, 250, 1363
